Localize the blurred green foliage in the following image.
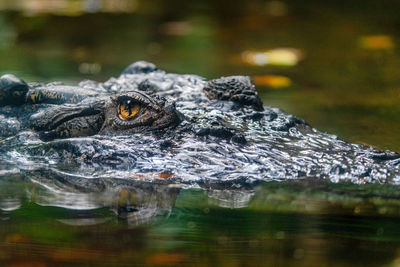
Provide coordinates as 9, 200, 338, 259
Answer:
2, 1, 400, 265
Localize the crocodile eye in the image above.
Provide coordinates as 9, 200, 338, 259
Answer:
117, 101, 140, 121
102, 92, 180, 134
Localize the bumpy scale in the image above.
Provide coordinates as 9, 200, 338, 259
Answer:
0, 61, 399, 185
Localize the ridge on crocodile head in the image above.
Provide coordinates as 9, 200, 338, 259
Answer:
1, 60, 400, 185
0, 64, 183, 140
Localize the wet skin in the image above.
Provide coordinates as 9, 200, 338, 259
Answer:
0, 62, 182, 140
0, 61, 400, 185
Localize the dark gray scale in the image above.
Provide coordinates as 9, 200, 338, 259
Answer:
25, 85, 101, 104
0, 74, 30, 106
29, 101, 104, 130
137, 79, 158, 95
28, 97, 107, 140
122, 61, 158, 75
0, 74, 102, 106
0, 74, 109, 140
203, 76, 264, 111
38, 113, 105, 140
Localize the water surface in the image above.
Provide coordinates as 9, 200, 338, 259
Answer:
1, 0, 400, 265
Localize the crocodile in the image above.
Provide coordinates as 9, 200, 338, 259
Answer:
1, 60, 400, 187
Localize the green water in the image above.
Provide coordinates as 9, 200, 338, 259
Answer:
2, 0, 400, 265
3, 179, 400, 266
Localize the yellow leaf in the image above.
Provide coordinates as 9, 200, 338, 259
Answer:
253, 75, 292, 88
359, 35, 394, 50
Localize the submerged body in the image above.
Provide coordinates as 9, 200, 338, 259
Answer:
0, 61, 399, 185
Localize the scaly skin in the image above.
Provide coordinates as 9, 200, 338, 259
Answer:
0, 61, 400, 186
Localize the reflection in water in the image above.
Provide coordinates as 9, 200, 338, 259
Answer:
57, 217, 112, 226
2, 174, 400, 265
28, 173, 182, 225
1, 0, 400, 265
0, 198, 21, 211
0, 171, 257, 224
3, 172, 400, 222
207, 189, 254, 209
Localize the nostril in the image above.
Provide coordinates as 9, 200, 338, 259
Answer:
0, 74, 29, 106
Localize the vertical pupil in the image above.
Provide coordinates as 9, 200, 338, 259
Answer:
118, 99, 140, 120
127, 103, 132, 116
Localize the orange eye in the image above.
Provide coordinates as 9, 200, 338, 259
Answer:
118, 103, 140, 120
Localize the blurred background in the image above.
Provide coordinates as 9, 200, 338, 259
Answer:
3, 1, 400, 266
1, 0, 400, 151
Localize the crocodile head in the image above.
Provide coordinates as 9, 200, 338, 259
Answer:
27, 90, 182, 140
1, 61, 400, 185
0, 71, 182, 140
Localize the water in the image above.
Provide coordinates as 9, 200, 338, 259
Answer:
1, 0, 400, 265
2, 177, 400, 266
